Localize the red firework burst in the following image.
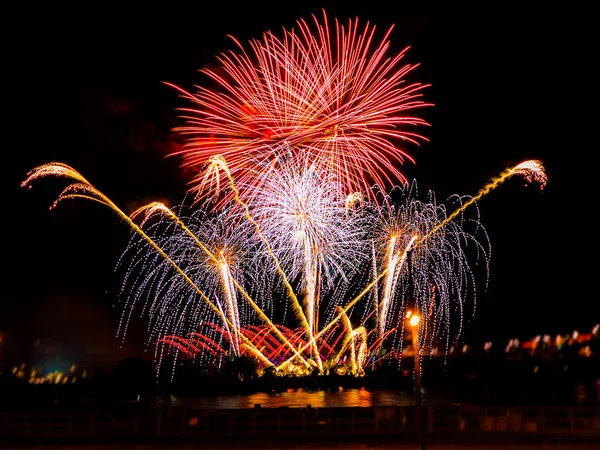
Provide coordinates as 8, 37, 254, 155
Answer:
167, 9, 432, 199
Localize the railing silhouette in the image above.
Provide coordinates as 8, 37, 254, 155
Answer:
1, 404, 599, 439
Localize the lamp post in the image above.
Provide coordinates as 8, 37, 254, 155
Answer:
407, 311, 425, 450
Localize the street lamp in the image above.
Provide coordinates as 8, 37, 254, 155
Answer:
407, 310, 424, 449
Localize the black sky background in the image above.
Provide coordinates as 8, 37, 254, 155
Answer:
3, 2, 594, 369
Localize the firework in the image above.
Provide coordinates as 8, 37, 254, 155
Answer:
247, 153, 370, 333
120, 205, 252, 358
120, 201, 313, 370
22, 157, 545, 377
21, 11, 547, 378
417, 159, 547, 246
371, 182, 492, 357
167, 10, 431, 201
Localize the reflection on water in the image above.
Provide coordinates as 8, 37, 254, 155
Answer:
173, 387, 442, 409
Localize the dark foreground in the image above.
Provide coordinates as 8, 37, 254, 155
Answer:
1, 403, 598, 449
1, 435, 600, 449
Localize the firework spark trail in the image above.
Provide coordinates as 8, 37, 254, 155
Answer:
207, 157, 308, 324
131, 202, 313, 369
21, 165, 227, 325
190, 322, 329, 370
345, 192, 364, 213
373, 162, 546, 353
129, 202, 240, 358
21, 163, 274, 366
304, 241, 318, 335
128, 202, 239, 355
132, 203, 248, 355
21, 162, 92, 186
379, 234, 399, 339
378, 234, 418, 339
356, 330, 369, 374
370, 241, 379, 327
383, 191, 489, 354
168, 9, 431, 201
417, 160, 547, 247
218, 251, 242, 355
334, 308, 367, 375
276, 247, 404, 371
338, 308, 358, 374
277, 160, 521, 371
248, 153, 369, 365
357, 161, 544, 358
233, 277, 314, 368
206, 155, 324, 369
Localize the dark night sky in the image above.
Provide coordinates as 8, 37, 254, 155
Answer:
3, 2, 594, 368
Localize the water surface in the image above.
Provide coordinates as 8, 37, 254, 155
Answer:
167, 387, 445, 409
